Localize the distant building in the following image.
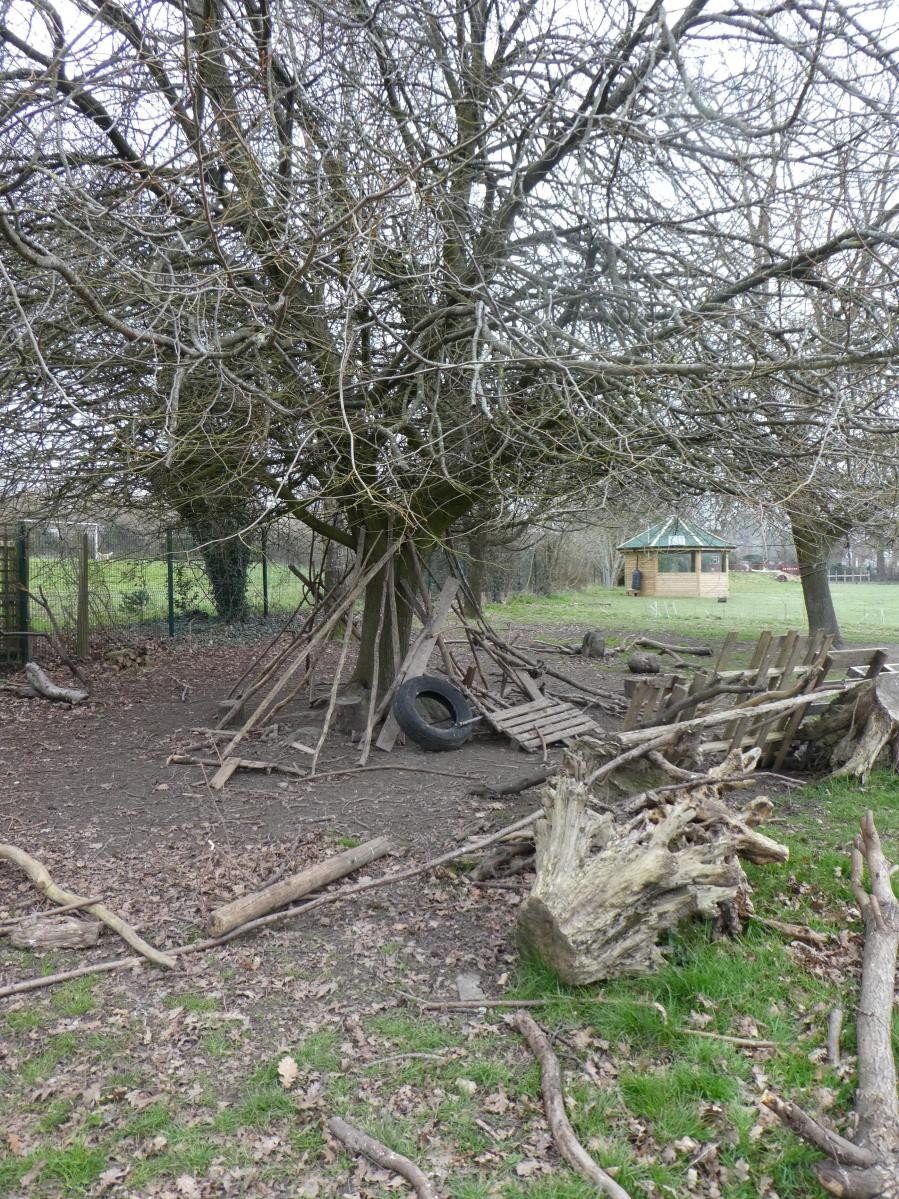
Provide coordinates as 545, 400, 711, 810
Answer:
618, 516, 734, 600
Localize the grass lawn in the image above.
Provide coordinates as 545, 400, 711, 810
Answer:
488, 573, 899, 646
2, 773, 897, 1198
24, 557, 302, 631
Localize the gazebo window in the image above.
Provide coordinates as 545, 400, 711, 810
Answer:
700, 552, 723, 572
658, 551, 695, 573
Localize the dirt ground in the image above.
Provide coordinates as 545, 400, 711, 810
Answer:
0, 623, 626, 1000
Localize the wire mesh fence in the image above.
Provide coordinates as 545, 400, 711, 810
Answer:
1, 518, 317, 665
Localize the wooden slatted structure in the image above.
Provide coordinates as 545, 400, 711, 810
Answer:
484, 696, 600, 752
619, 629, 894, 766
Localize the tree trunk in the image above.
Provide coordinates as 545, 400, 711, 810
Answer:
197, 534, 251, 622
788, 509, 844, 646
463, 530, 487, 618
350, 533, 415, 702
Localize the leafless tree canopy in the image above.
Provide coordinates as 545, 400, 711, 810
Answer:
2, 0, 899, 603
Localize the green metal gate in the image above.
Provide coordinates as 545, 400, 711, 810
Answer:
0, 524, 28, 667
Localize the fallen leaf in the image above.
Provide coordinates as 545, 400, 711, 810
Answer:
278, 1054, 299, 1090
455, 1078, 477, 1097
5, 1132, 26, 1156
98, 1166, 127, 1190
515, 1159, 541, 1177
176, 1175, 200, 1198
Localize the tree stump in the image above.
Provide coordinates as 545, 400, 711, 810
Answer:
800, 674, 899, 782
517, 756, 788, 983
580, 631, 606, 658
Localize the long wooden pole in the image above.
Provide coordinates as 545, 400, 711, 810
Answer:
207, 836, 394, 936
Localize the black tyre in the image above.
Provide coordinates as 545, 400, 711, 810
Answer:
392, 675, 474, 752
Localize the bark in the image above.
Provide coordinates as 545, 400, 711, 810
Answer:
181, 502, 255, 622
789, 509, 844, 646
23, 663, 88, 704
764, 812, 899, 1197
326, 1117, 438, 1199
462, 529, 487, 618
517, 755, 788, 983
7, 914, 102, 950
198, 535, 251, 622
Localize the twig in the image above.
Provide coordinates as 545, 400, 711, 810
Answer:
749, 914, 828, 948
512, 1011, 633, 1199
326, 1116, 439, 1199
682, 1028, 777, 1049
760, 1093, 876, 1167
21, 586, 91, 690
403, 994, 667, 1020
0, 896, 102, 928
170, 756, 482, 784
359, 1051, 457, 1068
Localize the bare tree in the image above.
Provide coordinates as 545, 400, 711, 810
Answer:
3, 0, 899, 690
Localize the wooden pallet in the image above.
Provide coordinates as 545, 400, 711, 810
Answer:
485, 697, 599, 752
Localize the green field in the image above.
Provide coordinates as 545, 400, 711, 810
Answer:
25, 556, 302, 631
19, 558, 899, 646
488, 573, 899, 646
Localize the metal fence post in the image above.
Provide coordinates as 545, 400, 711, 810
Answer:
166, 529, 176, 637
76, 532, 90, 656
261, 529, 269, 618
16, 522, 29, 664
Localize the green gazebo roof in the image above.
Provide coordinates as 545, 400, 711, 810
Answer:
617, 516, 734, 551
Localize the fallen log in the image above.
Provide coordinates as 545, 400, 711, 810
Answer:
22, 663, 88, 704
469, 766, 558, 797
6, 914, 102, 950
764, 813, 899, 1195
207, 835, 394, 936
517, 751, 788, 983
326, 1117, 439, 1199
800, 673, 899, 783
512, 1011, 632, 1199
0, 844, 175, 968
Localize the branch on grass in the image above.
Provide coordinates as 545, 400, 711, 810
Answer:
763, 811, 899, 1197
512, 1011, 633, 1199
326, 1117, 439, 1199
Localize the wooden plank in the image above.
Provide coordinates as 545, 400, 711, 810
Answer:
209, 758, 240, 791
516, 720, 598, 749
714, 630, 739, 672
497, 705, 575, 732
622, 680, 650, 732
489, 697, 552, 719
748, 631, 772, 670
511, 709, 597, 737
376, 577, 460, 752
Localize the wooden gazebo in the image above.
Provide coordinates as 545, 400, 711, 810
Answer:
618, 516, 733, 600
